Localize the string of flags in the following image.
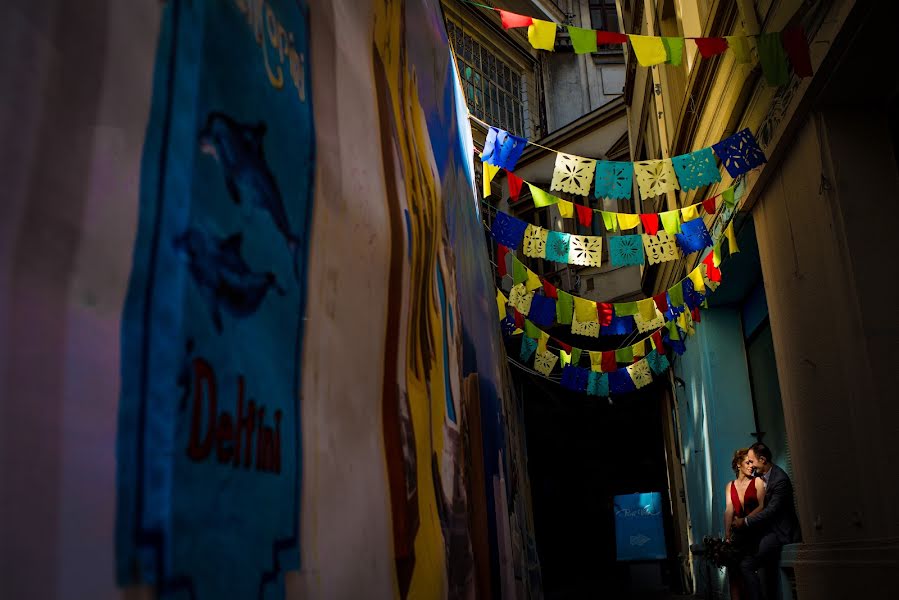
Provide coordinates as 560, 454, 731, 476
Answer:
480, 120, 765, 201
491, 203, 738, 270
460, 0, 813, 86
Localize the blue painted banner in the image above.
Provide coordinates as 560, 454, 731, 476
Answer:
116, 1, 313, 598
614, 492, 668, 561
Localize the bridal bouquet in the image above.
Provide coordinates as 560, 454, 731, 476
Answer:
701, 535, 742, 568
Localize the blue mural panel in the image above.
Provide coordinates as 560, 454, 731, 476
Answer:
614, 492, 668, 561
116, 1, 313, 598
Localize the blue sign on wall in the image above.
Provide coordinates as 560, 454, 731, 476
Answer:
614, 492, 668, 561
116, 1, 313, 598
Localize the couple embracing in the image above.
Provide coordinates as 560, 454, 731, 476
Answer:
723, 442, 801, 600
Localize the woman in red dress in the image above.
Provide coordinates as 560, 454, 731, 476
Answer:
724, 448, 766, 600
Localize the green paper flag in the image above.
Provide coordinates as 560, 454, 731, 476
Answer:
660, 210, 681, 234
571, 347, 582, 365
726, 35, 752, 64
615, 301, 638, 317
615, 346, 634, 363
600, 211, 618, 232
568, 26, 598, 54
721, 187, 735, 207
713, 242, 723, 267
556, 290, 574, 324
529, 183, 560, 207
667, 320, 681, 341
662, 37, 684, 66
668, 281, 685, 308
524, 320, 541, 339
513, 257, 528, 285
758, 32, 789, 86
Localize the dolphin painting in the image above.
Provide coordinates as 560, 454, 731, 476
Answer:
174, 227, 285, 332
198, 111, 302, 277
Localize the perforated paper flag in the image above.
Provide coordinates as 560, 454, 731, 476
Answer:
647, 350, 670, 375
509, 283, 535, 315
672, 148, 721, 191
552, 152, 597, 196
635, 159, 680, 199
713, 128, 767, 177
594, 161, 633, 199
609, 368, 636, 394
529, 294, 556, 327
571, 310, 600, 338
492, 211, 528, 249
634, 306, 665, 333
609, 235, 645, 267
569, 235, 603, 267
587, 371, 609, 397
643, 230, 679, 265
676, 218, 713, 254
520, 335, 538, 361
482, 127, 528, 171
534, 349, 559, 375
546, 231, 571, 263
522, 224, 548, 258
627, 360, 653, 389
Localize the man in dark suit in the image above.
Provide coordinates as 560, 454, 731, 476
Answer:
732, 442, 800, 599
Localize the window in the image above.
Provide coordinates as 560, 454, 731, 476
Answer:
585, 277, 595, 291
589, 0, 621, 32
446, 19, 527, 137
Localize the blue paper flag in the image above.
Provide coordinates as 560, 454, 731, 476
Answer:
492, 211, 529, 250
520, 335, 538, 361
545, 231, 571, 263
528, 294, 556, 327
561, 365, 590, 391
646, 350, 670, 375
712, 128, 767, 177
609, 235, 645, 267
587, 371, 609, 397
501, 314, 518, 338
609, 369, 636, 394
594, 161, 634, 200
482, 126, 528, 171
601, 314, 635, 336
675, 218, 713, 254
682, 278, 705, 310
671, 148, 722, 190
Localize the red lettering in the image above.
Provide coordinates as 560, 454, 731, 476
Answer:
255, 408, 266, 471
233, 377, 256, 468
187, 358, 216, 461
273, 410, 282, 474
216, 412, 234, 463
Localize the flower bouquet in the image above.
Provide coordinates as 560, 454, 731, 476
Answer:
701, 535, 742, 569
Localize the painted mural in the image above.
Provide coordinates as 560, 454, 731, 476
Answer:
115, 1, 313, 598
372, 0, 541, 597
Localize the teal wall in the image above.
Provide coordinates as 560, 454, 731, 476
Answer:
674, 308, 757, 595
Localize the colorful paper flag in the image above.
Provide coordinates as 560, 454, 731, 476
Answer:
528, 19, 557, 51
662, 36, 684, 66
757, 32, 789, 86
640, 213, 660, 236
482, 127, 527, 171
568, 26, 598, 54
508, 171, 524, 202
782, 26, 813, 77
726, 35, 752, 64
529, 182, 559, 207
629, 34, 667, 66
499, 10, 533, 29
695, 37, 729, 58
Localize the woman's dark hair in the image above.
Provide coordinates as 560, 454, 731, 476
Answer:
731, 448, 749, 476
750, 442, 773, 463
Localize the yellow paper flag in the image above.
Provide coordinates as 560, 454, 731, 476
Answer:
713, 242, 723, 267
538, 332, 549, 354
726, 222, 740, 254
590, 351, 604, 373
558, 200, 574, 218
573, 296, 598, 324
483, 162, 500, 198
560, 349, 571, 368
689, 266, 706, 295
526, 268, 542, 292
496, 289, 508, 320
681, 204, 700, 222
617, 212, 642, 231
632, 339, 646, 358
726, 35, 752, 64
629, 35, 668, 66
528, 19, 557, 51
637, 298, 657, 322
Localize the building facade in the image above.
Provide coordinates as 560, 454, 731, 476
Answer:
621, 0, 899, 597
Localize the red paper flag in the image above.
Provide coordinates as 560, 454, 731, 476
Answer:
651, 330, 666, 355
555, 338, 572, 353
513, 308, 525, 329
702, 253, 722, 282
601, 351, 617, 372
597, 302, 614, 326
653, 292, 669, 315
499, 10, 533, 30
782, 26, 813, 77
703, 196, 718, 214
543, 279, 558, 299
691, 306, 702, 323
497, 244, 509, 277
695, 37, 729, 58
507, 171, 524, 202
640, 213, 660, 236
597, 31, 628, 45
575, 203, 594, 228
